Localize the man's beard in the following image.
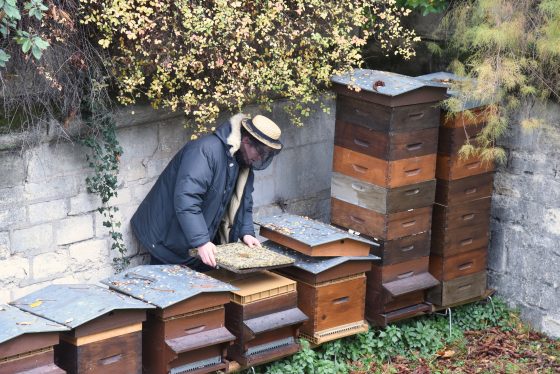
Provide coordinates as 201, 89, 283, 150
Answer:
235, 149, 251, 168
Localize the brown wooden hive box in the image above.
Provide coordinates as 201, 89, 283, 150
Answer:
427, 272, 488, 307
369, 232, 431, 265
333, 145, 437, 188
331, 172, 436, 215
210, 271, 308, 368
436, 153, 495, 181
331, 198, 432, 240
334, 120, 439, 161
12, 285, 153, 374
441, 106, 492, 128
429, 248, 488, 281
435, 173, 494, 206
431, 222, 490, 257
102, 265, 240, 374
437, 123, 486, 155
365, 258, 438, 326
0, 304, 68, 374
432, 197, 492, 232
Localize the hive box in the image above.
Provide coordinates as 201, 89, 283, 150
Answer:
103, 265, 237, 374
209, 270, 308, 367
266, 242, 376, 344
0, 304, 68, 373
427, 272, 488, 307
13, 285, 153, 374
256, 213, 374, 257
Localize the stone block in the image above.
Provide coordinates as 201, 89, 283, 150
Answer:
24, 175, 80, 202
56, 215, 94, 245
28, 199, 68, 224
32, 251, 70, 280
146, 158, 171, 179
69, 193, 101, 215
0, 256, 29, 287
488, 223, 507, 273
544, 208, 560, 236
0, 289, 10, 304
11, 224, 53, 252
94, 209, 123, 238
131, 180, 156, 203
507, 151, 554, 177
0, 186, 24, 210
119, 162, 147, 182
542, 315, 560, 338
69, 239, 109, 271
117, 124, 159, 162
25, 142, 88, 183
0, 207, 26, 230
157, 119, 191, 158
0, 231, 9, 259
0, 151, 24, 189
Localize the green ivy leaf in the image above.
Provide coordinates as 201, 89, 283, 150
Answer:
0, 49, 10, 67
31, 45, 42, 60
21, 39, 32, 53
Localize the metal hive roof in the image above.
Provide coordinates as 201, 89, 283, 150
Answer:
102, 265, 239, 309
0, 304, 68, 345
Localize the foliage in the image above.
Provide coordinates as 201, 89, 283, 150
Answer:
396, 0, 448, 15
247, 298, 514, 373
81, 0, 421, 133
82, 97, 128, 273
436, 0, 560, 163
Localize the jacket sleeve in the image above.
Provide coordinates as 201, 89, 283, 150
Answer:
173, 145, 215, 249
238, 170, 256, 238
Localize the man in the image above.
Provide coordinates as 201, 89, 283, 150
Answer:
131, 113, 282, 271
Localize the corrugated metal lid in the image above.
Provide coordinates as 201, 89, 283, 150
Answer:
102, 265, 239, 309
0, 304, 68, 345
255, 213, 376, 247
264, 241, 379, 274
11, 284, 154, 329
331, 69, 443, 96
416, 72, 488, 109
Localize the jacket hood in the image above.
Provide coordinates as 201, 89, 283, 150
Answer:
214, 113, 249, 157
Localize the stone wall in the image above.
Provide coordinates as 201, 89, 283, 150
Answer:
489, 101, 560, 338
0, 98, 335, 304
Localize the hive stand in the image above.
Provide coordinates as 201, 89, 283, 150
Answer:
103, 265, 238, 374
0, 304, 68, 373
255, 213, 374, 257
208, 270, 308, 368
330, 69, 447, 325
12, 284, 153, 374
416, 72, 494, 307
265, 241, 377, 345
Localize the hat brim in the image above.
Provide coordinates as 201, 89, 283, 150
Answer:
241, 118, 283, 150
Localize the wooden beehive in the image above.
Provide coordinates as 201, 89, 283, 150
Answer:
0, 304, 68, 374
429, 248, 488, 281
369, 232, 431, 265
331, 173, 436, 214
427, 272, 488, 307
434, 173, 494, 205
102, 265, 238, 374
255, 213, 374, 257
209, 270, 308, 367
331, 198, 432, 240
265, 241, 375, 344
12, 285, 153, 374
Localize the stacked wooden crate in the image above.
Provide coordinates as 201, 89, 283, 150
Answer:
256, 213, 375, 345
329, 69, 448, 326
209, 269, 308, 367
103, 265, 237, 374
0, 304, 67, 373
417, 72, 494, 308
12, 284, 153, 374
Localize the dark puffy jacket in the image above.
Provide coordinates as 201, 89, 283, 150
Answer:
131, 117, 255, 264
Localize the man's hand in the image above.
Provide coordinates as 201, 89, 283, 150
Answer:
197, 242, 217, 267
242, 235, 262, 248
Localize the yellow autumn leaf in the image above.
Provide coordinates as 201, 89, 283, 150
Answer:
29, 299, 43, 308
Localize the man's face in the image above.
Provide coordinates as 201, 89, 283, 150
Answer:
237, 135, 276, 170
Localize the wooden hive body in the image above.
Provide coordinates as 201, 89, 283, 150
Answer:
435, 173, 494, 206
429, 248, 488, 281
331, 198, 432, 240
102, 265, 239, 374
369, 232, 431, 265
432, 197, 492, 232
436, 153, 495, 181
427, 272, 488, 307
0, 304, 67, 373
212, 271, 307, 367
331, 173, 436, 214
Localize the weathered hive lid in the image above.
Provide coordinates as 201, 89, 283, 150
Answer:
101, 265, 239, 309
11, 284, 154, 329
416, 71, 488, 110
210, 270, 296, 305
264, 241, 379, 274
255, 213, 377, 257
0, 304, 68, 345
331, 69, 447, 106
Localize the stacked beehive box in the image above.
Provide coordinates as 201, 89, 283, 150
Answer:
256, 213, 376, 344
329, 69, 447, 326
12, 284, 153, 374
103, 265, 238, 374
417, 72, 494, 308
0, 304, 67, 373
209, 269, 308, 367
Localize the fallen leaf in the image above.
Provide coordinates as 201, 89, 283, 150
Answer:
64, 318, 74, 324
17, 321, 33, 325
29, 299, 43, 308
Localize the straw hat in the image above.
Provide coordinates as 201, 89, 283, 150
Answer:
241, 115, 282, 150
